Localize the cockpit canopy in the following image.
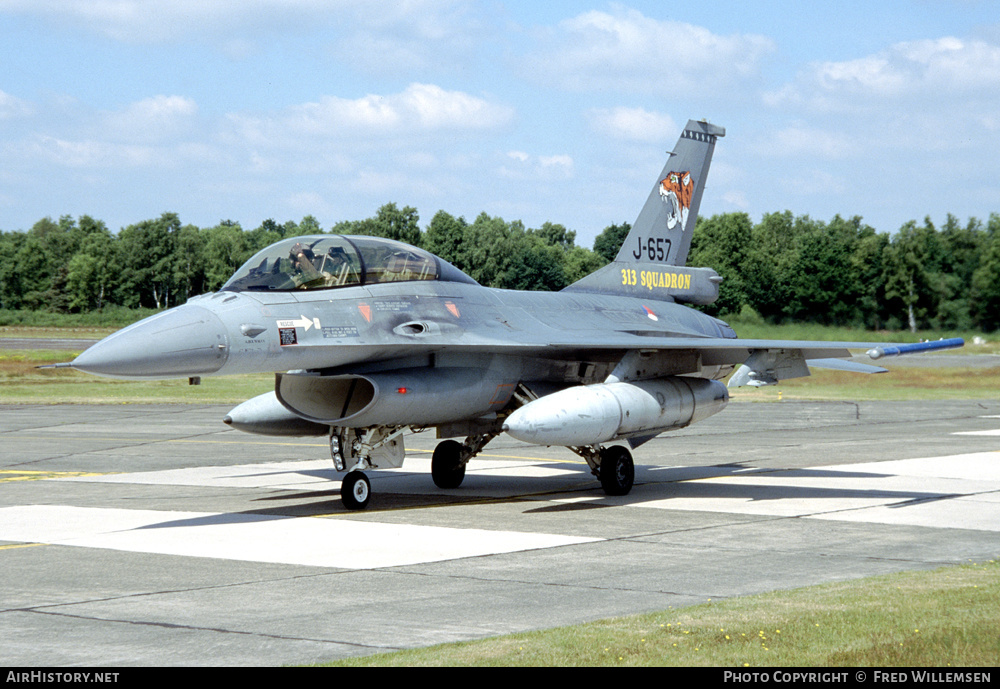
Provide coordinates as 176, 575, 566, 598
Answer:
221, 235, 477, 293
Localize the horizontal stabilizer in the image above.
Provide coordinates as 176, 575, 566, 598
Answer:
806, 358, 888, 374
728, 352, 890, 388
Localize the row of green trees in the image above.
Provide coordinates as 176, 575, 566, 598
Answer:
2, 204, 999, 331
688, 211, 1000, 332
0, 204, 604, 314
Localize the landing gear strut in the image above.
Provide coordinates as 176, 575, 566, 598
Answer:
330, 425, 407, 511
569, 443, 635, 497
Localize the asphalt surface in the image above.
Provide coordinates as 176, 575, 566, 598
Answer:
0, 338, 99, 351
2, 398, 998, 666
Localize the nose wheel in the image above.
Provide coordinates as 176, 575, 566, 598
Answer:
341, 471, 371, 510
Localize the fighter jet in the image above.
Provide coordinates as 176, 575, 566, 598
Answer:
68, 120, 963, 509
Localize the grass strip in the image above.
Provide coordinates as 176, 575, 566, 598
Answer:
0, 349, 272, 404
318, 559, 999, 667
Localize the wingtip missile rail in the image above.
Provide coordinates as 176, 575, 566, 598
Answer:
867, 338, 965, 360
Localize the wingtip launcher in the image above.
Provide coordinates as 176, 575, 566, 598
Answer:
867, 338, 965, 360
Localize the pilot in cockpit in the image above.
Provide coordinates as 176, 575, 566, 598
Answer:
290, 242, 357, 288
318, 246, 354, 286
289, 243, 322, 287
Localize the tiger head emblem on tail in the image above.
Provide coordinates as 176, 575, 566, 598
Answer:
659, 171, 693, 229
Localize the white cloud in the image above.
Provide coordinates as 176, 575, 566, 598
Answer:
334, 2, 482, 76
755, 32, 1000, 207
784, 169, 848, 198
527, 7, 774, 96
24, 134, 219, 171
722, 190, 748, 211
0, 0, 340, 42
587, 107, 677, 143
977, 114, 1000, 132
230, 83, 514, 147
28, 135, 157, 168
399, 83, 511, 129
539, 154, 573, 170
284, 190, 334, 218
757, 125, 855, 160
0, 0, 485, 81
104, 95, 198, 143
498, 150, 573, 181
0, 89, 33, 119
349, 168, 442, 198
0, 0, 479, 73
767, 36, 1000, 111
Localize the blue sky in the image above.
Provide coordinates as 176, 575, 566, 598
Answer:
2, 1, 998, 246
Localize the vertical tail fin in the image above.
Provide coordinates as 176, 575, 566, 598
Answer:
565, 119, 724, 304
615, 119, 724, 267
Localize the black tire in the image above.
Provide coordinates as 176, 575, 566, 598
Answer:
432, 440, 466, 489
341, 471, 371, 510
599, 446, 634, 496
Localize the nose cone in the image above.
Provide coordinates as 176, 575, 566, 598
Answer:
73, 305, 229, 378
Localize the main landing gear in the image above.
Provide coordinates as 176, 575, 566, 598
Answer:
431, 440, 466, 489
431, 432, 498, 489
331, 425, 635, 510
432, 438, 636, 497
598, 445, 635, 496
570, 444, 635, 497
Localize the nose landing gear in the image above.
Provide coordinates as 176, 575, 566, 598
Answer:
330, 426, 406, 511
340, 471, 371, 511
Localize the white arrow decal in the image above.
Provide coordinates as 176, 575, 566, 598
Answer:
277, 315, 321, 331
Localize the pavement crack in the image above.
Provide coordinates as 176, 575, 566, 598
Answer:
19, 608, 400, 653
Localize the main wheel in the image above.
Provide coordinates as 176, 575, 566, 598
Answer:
599, 446, 634, 496
341, 470, 371, 510
432, 440, 467, 489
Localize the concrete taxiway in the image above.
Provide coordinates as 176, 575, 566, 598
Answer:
1, 399, 999, 666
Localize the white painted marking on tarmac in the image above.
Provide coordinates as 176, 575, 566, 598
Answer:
953, 416, 1000, 434
622, 452, 1000, 532
57, 456, 585, 497
0, 505, 600, 569
834, 453, 1000, 481
25, 450, 1000, 559
810, 494, 1000, 531
59, 459, 338, 490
